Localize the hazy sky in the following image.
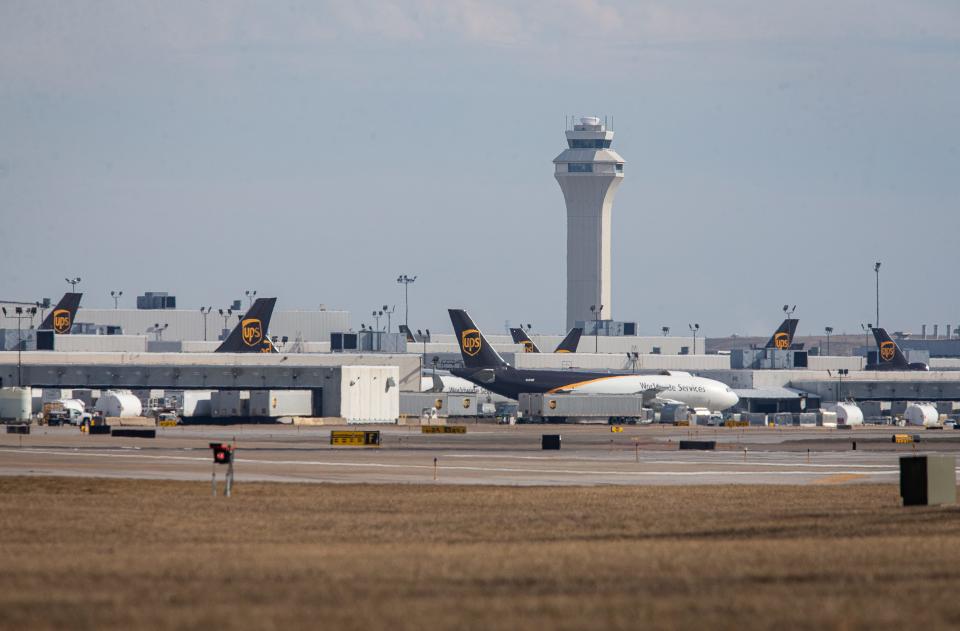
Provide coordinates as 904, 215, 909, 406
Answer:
2, 1, 958, 338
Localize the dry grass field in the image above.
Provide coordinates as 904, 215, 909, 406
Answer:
1, 477, 960, 630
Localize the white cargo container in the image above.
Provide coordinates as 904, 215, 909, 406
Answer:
249, 390, 312, 417
339, 366, 399, 423
818, 410, 838, 428
94, 390, 143, 418
0, 387, 32, 421
825, 403, 863, 426
904, 403, 940, 427
181, 390, 214, 417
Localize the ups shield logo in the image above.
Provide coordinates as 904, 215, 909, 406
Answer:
880, 341, 896, 362
52, 309, 72, 334
241, 318, 263, 347
522, 341, 535, 353
462, 328, 482, 357
774, 332, 790, 350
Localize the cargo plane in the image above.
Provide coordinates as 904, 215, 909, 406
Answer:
510, 327, 583, 353
216, 298, 279, 353
866, 327, 929, 371
39, 293, 83, 335
449, 309, 738, 411
765, 318, 801, 350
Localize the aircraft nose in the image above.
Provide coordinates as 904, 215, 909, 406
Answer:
724, 390, 740, 410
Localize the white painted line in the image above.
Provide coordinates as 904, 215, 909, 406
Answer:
0, 448, 901, 478
439, 453, 905, 469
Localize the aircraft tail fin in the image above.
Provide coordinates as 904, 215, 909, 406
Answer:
554, 327, 582, 353
39, 293, 83, 334
872, 327, 909, 368
215, 298, 278, 353
449, 309, 507, 369
399, 325, 416, 343
509, 328, 540, 353
765, 318, 798, 350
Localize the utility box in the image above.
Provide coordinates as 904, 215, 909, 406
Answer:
899, 455, 957, 506
542, 434, 562, 450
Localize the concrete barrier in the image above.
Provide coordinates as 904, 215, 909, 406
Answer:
111, 428, 156, 438
679, 440, 716, 450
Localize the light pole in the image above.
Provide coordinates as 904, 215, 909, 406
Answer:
824, 326, 833, 356
65, 277, 81, 292
2, 306, 37, 386
874, 261, 881, 327
152, 323, 169, 341
245, 290, 257, 307
372, 309, 384, 351
661, 326, 670, 336
218, 308, 234, 337
590, 304, 603, 353
35, 298, 51, 325
397, 275, 417, 329
837, 368, 849, 401
200, 307, 212, 341
688, 323, 700, 355
110, 290, 123, 309
382, 305, 396, 334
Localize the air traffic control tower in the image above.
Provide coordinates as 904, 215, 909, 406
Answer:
554, 116, 625, 331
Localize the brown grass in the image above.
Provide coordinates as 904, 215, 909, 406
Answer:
1, 478, 959, 630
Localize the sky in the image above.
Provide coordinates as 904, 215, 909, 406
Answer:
1, 1, 958, 339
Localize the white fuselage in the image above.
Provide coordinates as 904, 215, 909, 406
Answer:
556, 372, 739, 411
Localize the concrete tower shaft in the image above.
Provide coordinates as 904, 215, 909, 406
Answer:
553, 117, 625, 331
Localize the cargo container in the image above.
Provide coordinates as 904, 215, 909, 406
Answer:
771, 412, 794, 426
400, 392, 482, 418
797, 412, 818, 427
859, 400, 882, 420
210, 391, 249, 418
746, 412, 768, 426
904, 403, 940, 427
94, 390, 143, 418
818, 410, 838, 427
659, 403, 691, 424
519, 393, 646, 424
41, 389, 74, 404
249, 390, 312, 417
337, 366, 399, 423
825, 403, 863, 426
0, 387, 31, 421
180, 390, 214, 417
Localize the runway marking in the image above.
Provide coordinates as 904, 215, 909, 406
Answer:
0, 448, 901, 478
814, 473, 867, 484
439, 454, 904, 469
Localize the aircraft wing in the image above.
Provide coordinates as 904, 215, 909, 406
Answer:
633, 387, 665, 403
632, 387, 686, 408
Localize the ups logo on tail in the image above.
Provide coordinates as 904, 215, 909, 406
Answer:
773, 332, 791, 350
462, 328, 482, 357
241, 318, 263, 347
879, 341, 896, 362
52, 309, 72, 334
522, 341, 535, 353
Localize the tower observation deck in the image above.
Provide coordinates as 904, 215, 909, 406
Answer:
553, 116, 625, 331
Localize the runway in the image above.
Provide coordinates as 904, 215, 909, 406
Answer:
1, 424, 958, 486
